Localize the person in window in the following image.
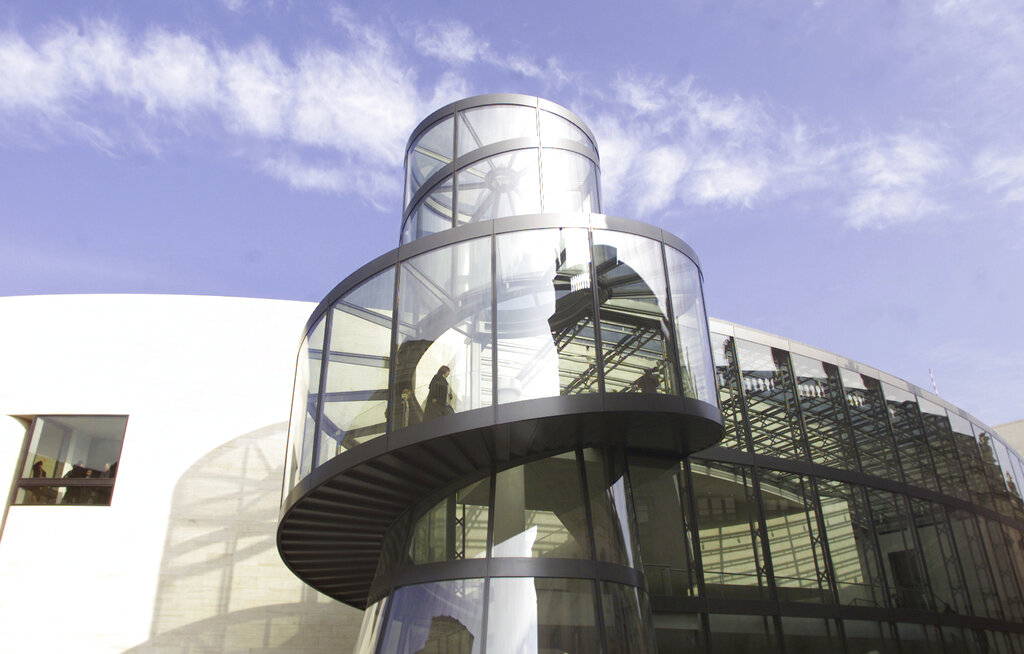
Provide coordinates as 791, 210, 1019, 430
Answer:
424, 365, 454, 420
28, 459, 56, 505
63, 461, 90, 505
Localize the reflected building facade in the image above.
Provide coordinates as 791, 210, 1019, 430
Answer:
277, 95, 1024, 654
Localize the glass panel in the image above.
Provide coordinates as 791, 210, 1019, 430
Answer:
882, 383, 939, 492
353, 598, 388, 654
780, 617, 841, 653
17, 415, 128, 506
593, 230, 674, 395
285, 335, 311, 492
758, 469, 832, 603
582, 448, 639, 567
491, 452, 591, 559
991, 435, 1024, 521
949, 508, 1002, 618
495, 228, 598, 398
540, 110, 595, 154
1001, 524, 1024, 620
666, 249, 714, 402
840, 370, 900, 482
710, 332, 747, 451
691, 460, 769, 599
486, 577, 602, 654
406, 116, 454, 208
405, 175, 454, 242
895, 622, 940, 654
976, 426, 1014, 513
917, 396, 968, 500
378, 578, 485, 654
979, 517, 1024, 621
299, 317, 325, 478
817, 479, 888, 607
395, 238, 492, 423
318, 268, 394, 466
457, 104, 536, 155
941, 626, 985, 654
707, 614, 780, 654
790, 355, 857, 470
908, 498, 969, 613
735, 340, 805, 460
949, 411, 994, 509
600, 582, 655, 654
652, 613, 703, 653
628, 457, 697, 597
456, 149, 541, 224
408, 477, 491, 565
867, 490, 930, 611
542, 148, 598, 213
841, 620, 898, 654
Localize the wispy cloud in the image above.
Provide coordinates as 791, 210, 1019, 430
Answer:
843, 135, 949, 229
0, 18, 463, 209
974, 151, 1024, 204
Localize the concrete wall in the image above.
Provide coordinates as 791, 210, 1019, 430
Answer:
0, 295, 363, 653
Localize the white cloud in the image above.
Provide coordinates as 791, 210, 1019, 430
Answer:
0, 18, 462, 209
843, 135, 948, 229
413, 21, 487, 65
974, 151, 1024, 204
260, 155, 396, 209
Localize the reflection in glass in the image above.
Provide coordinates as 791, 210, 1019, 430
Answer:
840, 370, 900, 482
991, 435, 1024, 521
318, 269, 394, 467
457, 104, 536, 155
17, 415, 128, 506
817, 479, 888, 607
882, 383, 939, 493
710, 333, 747, 451
979, 516, 1024, 621
492, 452, 590, 559
735, 340, 805, 460
395, 238, 492, 423
593, 230, 674, 395
628, 457, 697, 597
780, 617, 841, 653
582, 448, 639, 567
542, 149, 598, 213
487, 577, 601, 654
790, 354, 857, 470
895, 622, 941, 654
404, 175, 454, 243
299, 317, 325, 478
285, 334, 310, 491
691, 460, 769, 599
867, 490, 930, 611
667, 249, 714, 402
917, 397, 969, 500
949, 412, 995, 510
495, 229, 598, 398
540, 110, 595, 154
353, 598, 388, 654
758, 469, 832, 603
841, 620, 898, 654
406, 117, 454, 208
409, 477, 491, 564
707, 614, 779, 654
601, 582, 656, 654
378, 578, 484, 654
456, 150, 541, 224
908, 498, 969, 614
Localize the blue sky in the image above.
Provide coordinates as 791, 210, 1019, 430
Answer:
1, 0, 1021, 426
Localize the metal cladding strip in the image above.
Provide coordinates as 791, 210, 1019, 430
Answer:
278, 395, 723, 609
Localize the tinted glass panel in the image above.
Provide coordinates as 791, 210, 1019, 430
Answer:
817, 479, 888, 607
780, 617, 841, 654
707, 614, 779, 654
949, 411, 994, 509
378, 579, 484, 654
353, 598, 388, 654
456, 149, 541, 224
909, 498, 969, 614
840, 370, 900, 482
667, 249, 714, 402
791, 355, 857, 470
487, 577, 602, 654
949, 508, 1002, 619
457, 104, 536, 155
601, 582, 655, 654
917, 397, 968, 500
628, 457, 697, 597
408, 477, 491, 565
299, 316, 325, 478
540, 109, 595, 154
710, 333, 747, 451
868, 490, 930, 611
582, 447, 639, 567
841, 620, 898, 654
735, 340, 805, 460
495, 228, 598, 399
406, 116, 454, 208
492, 452, 590, 559
594, 231, 674, 395
318, 268, 394, 466
882, 383, 939, 492
542, 148, 598, 213
395, 238, 492, 422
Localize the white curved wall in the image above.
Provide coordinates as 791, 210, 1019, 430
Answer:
0, 295, 362, 653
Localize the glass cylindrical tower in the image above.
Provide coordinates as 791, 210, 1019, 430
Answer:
278, 94, 724, 654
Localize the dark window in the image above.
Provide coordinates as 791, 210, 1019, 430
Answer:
12, 415, 127, 506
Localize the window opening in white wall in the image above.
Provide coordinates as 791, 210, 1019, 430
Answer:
12, 415, 128, 506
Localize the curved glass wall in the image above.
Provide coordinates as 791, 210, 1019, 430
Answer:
284, 224, 713, 486
402, 99, 600, 244
634, 321, 1024, 653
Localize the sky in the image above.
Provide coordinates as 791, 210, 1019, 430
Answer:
1, 0, 1022, 427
